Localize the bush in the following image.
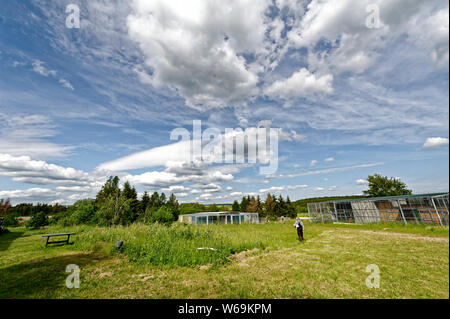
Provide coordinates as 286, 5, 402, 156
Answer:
2, 214, 19, 227
150, 206, 175, 224
26, 211, 49, 229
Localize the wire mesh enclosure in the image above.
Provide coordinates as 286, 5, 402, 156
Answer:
308, 193, 449, 226
179, 212, 259, 225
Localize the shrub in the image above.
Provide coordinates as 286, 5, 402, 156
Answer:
2, 214, 19, 227
150, 206, 175, 224
26, 211, 49, 229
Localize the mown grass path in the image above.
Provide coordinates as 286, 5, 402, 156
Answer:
0, 222, 448, 298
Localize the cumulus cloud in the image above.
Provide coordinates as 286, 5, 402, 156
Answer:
356, 179, 369, 185
310, 160, 318, 167
126, 0, 273, 109
264, 68, 333, 102
0, 153, 92, 186
324, 157, 334, 162
423, 137, 449, 148
229, 191, 243, 197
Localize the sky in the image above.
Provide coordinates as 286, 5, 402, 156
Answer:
0, 0, 448, 205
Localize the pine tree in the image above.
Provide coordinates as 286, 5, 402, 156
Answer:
232, 200, 240, 211
240, 196, 249, 212
286, 196, 297, 218
264, 194, 276, 220
140, 191, 150, 213
150, 192, 160, 208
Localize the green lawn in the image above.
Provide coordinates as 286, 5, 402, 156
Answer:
0, 222, 448, 298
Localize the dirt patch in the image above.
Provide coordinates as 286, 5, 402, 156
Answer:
344, 229, 449, 243
230, 248, 260, 262
99, 272, 113, 278
134, 274, 155, 281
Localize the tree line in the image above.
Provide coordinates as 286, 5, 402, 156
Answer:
232, 194, 297, 220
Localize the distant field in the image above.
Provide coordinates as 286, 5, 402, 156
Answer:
0, 222, 448, 298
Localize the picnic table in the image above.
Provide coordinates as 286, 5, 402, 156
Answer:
42, 232, 76, 247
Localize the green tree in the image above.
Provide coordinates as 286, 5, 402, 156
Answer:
240, 196, 249, 212
122, 181, 137, 200
167, 193, 180, 220
264, 194, 276, 220
209, 203, 219, 212
150, 192, 160, 208
150, 206, 175, 225
96, 176, 120, 204
363, 174, 412, 197
26, 211, 49, 229
285, 196, 297, 218
96, 195, 133, 226
159, 193, 167, 206
121, 181, 139, 222
232, 200, 240, 211
140, 191, 150, 215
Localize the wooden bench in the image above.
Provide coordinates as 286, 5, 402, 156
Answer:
42, 232, 76, 247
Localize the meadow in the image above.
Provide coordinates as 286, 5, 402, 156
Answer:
0, 221, 448, 299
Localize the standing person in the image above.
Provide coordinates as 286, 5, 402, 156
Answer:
294, 217, 304, 242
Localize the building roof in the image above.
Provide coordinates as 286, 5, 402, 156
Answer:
316, 192, 449, 204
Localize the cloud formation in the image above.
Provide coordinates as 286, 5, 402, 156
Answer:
423, 137, 449, 148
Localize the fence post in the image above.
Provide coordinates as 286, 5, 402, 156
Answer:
431, 198, 443, 227
397, 200, 407, 225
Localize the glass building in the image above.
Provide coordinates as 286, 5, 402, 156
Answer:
178, 212, 259, 225
308, 193, 449, 226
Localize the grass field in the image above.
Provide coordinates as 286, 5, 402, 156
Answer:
0, 221, 448, 299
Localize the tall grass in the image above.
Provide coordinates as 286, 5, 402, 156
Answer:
72, 223, 265, 267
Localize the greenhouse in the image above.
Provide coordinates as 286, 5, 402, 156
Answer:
178, 211, 259, 225
308, 192, 449, 226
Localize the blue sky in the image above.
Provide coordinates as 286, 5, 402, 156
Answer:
0, 0, 448, 205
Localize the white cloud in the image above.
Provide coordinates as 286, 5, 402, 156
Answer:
310, 160, 318, 167
264, 68, 333, 102
230, 191, 243, 197
127, 0, 274, 109
174, 192, 188, 198
58, 78, 74, 90
423, 137, 449, 148
287, 162, 383, 178
324, 157, 334, 162
287, 184, 308, 190
0, 114, 70, 159
356, 179, 369, 185
328, 186, 337, 191
0, 153, 93, 186
161, 185, 190, 193
32, 60, 74, 90
407, 8, 449, 66
314, 187, 324, 191
32, 60, 57, 77
259, 184, 307, 193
